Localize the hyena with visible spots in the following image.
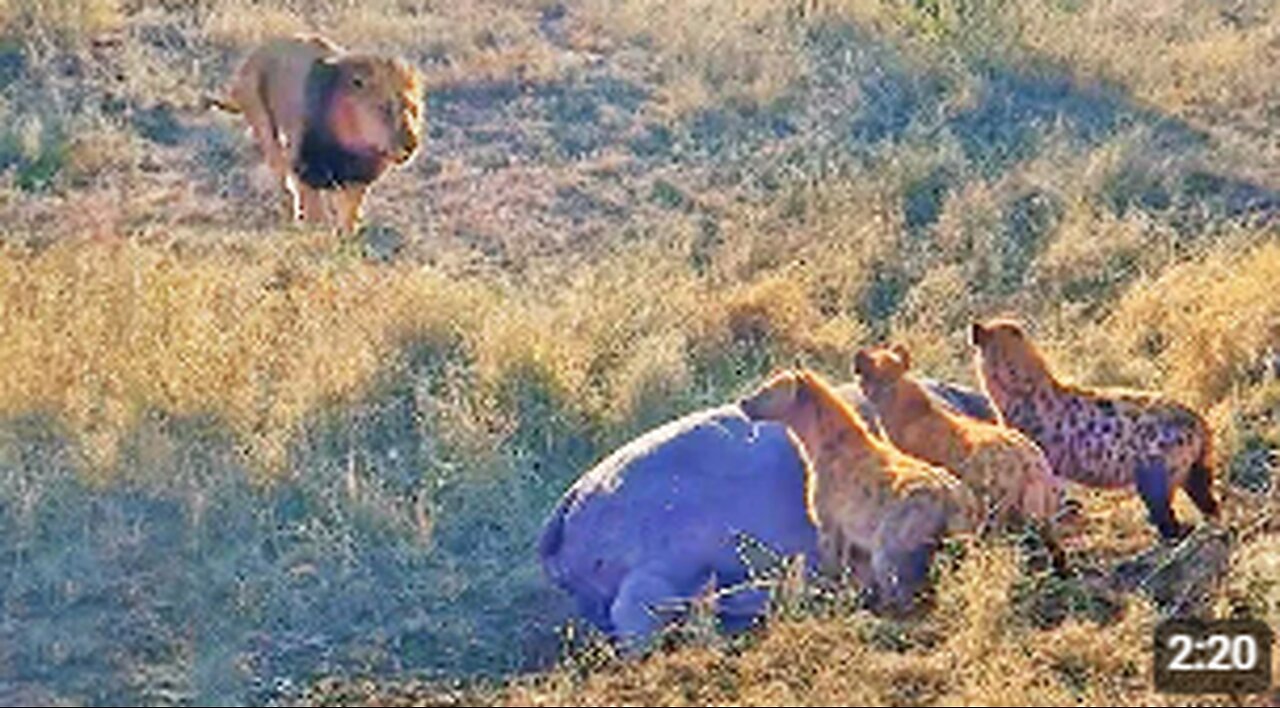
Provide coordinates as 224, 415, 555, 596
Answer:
971, 318, 1219, 540
739, 369, 982, 613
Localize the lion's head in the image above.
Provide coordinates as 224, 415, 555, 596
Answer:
317, 54, 423, 163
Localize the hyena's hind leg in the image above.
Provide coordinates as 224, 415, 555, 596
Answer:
1182, 456, 1220, 520
1135, 458, 1188, 540
1029, 518, 1069, 576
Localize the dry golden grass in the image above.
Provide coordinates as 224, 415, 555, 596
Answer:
1108, 241, 1280, 408
202, 0, 568, 86
0, 234, 481, 471
306, 526, 1280, 706
3, 180, 1272, 481
0, 0, 1277, 704
576, 0, 808, 112
1015, 0, 1280, 122
0, 226, 872, 475
0, 0, 123, 45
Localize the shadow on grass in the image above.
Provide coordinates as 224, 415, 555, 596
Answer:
0, 337, 593, 704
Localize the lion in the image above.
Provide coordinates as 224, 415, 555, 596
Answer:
739, 368, 981, 612
971, 317, 1219, 540
209, 34, 424, 234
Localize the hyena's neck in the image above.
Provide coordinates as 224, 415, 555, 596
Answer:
990, 372, 1065, 442
884, 377, 969, 464
875, 378, 932, 424
793, 398, 877, 476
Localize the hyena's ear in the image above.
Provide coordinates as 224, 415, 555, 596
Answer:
889, 343, 911, 370
852, 349, 873, 378
970, 321, 988, 346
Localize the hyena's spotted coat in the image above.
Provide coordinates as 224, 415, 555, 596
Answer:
739, 369, 981, 612
971, 318, 1219, 539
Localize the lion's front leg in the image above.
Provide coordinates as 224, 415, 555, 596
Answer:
285, 177, 327, 225
331, 184, 369, 236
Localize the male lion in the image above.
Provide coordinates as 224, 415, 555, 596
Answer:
210, 35, 423, 234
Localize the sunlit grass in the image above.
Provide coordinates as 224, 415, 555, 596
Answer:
0, 234, 479, 471
1014, 0, 1280, 121
0, 222, 875, 476
0, 0, 1276, 704
310, 531, 1279, 706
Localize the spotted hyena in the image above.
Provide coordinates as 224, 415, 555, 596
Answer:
853, 343, 1066, 527
970, 318, 1219, 540
739, 369, 981, 612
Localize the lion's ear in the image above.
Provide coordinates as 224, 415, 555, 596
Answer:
890, 343, 911, 371
308, 56, 341, 87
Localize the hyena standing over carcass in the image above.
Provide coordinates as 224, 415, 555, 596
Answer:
970, 317, 1219, 540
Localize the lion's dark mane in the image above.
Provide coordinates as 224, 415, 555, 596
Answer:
293, 60, 385, 190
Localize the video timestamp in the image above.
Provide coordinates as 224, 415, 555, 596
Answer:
1153, 618, 1274, 694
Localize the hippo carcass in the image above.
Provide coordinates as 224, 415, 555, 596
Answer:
537, 380, 994, 643
919, 377, 998, 422
538, 404, 818, 644
836, 377, 997, 437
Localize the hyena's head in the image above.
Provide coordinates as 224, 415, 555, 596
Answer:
852, 343, 912, 406
970, 317, 1053, 399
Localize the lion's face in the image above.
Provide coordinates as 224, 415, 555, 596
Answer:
324, 55, 423, 164
852, 344, 911, 403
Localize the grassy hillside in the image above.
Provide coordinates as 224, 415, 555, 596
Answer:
0, 0, 1276, 705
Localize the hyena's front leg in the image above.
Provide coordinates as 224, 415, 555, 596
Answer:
870, 497, 947, 613
816, 529, 844, 578
870, 540, 937, 614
